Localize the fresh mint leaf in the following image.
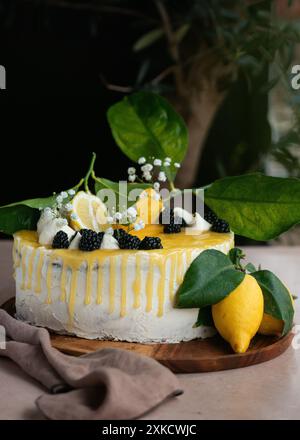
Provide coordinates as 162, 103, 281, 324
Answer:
107, 91, 188, 180
194, 307, 215, 327
251, 270, 294, 335
176, 249, 245, 308
204, 173, 300, 240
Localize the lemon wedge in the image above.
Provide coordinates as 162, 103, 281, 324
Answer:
70, 191, 107, 232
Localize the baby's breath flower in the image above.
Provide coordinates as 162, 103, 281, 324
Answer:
143, 172, 152, 181
60, 191, 68, 199
68, 189, 75, 196
56, 195, 63, 204
153, 158, 162, 166
158, 171, 167, 182
114, 212, 123, 221
164, 157, 172, 163
141, 163, 153, 172
64, 203, 73, 212
163, 161, 170, 167
128, 174, 136, 183
138, 157, 146, 165
127, 167, 136, 175
153, 182, 160, 191
127, 207, 137, 217
174, 162, 181, 168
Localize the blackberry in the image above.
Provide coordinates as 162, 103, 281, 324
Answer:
118, 233, 141, 250
159, 208, 174, 225
211, 219, 230, 233
98, 232, 104, 244
139, 236, 163, 250
52, 231, 69, 249
204, 206, 218, 225
113, 228, 128, 241
163, 223, 181, 234
79, 229, 101, 251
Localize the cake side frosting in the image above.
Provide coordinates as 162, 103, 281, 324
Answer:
13, 229, 234, 343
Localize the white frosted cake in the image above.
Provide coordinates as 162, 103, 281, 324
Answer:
13, 227, 234, 343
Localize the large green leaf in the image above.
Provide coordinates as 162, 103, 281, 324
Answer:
204, 173, 300, 240
176, 249, 245, 308
0, 195, 56, 235
251, 270, 294, 335
107, 91, 188, 180
94, 177, 151, 211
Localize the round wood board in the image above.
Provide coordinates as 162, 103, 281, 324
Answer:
2, 298, 294, 373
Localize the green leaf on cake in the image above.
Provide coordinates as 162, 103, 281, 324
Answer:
176, 249, 245, 308
204, 173, 300, 241
0, 195, 56, 235
107, 91, 188, 180
94, 176, 152, 211
251, 270, 294, 335
194, 306, 215, 327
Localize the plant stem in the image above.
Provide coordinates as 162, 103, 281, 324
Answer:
169, 181, 176, 191
84, 152, 97, 193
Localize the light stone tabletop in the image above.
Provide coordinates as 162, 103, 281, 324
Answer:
0, 240, 299, 420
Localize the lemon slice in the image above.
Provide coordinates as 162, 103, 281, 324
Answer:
70, 191, 107, 232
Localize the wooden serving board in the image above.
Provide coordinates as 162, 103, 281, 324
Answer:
2, 298, 293, 373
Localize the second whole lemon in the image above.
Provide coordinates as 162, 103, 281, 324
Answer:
212, 274, 264, 353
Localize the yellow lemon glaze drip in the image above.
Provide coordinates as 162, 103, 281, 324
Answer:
96, 258, 104, 305
68, 269, 78, 326
146, 257, 155, 312
120, 255, 128, 317
35, 249, 44, 294
26, 248, 36, 290
14, 229, 234, 324
60, 263, 67, 302
21, 246, 27, 290
157, 259, 165, 317
46, 256, 54, 304
133, 254, 142, 309
168, 254, 176, 301
85, 262, 93, 305
109, 257, 116, 314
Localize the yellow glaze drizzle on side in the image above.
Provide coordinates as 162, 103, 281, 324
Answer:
157, 259, 165, 317
133, 254, 142, 309
120, 255, 128, 317
26, 248, 36, 290
21, 246, 27, 290
35, 249, 44, 294
46, 256, 54, 304
109, 257, 116, 314
146, 257, 155, 313
85, 262, 93, 305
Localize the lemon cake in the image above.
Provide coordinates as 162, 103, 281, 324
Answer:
13, 226, 234, 343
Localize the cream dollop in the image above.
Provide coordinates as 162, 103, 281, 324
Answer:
38, 210, 75, 246
101, 229, 119, 250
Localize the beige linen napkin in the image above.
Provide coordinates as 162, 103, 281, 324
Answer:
0, 310, 182, 420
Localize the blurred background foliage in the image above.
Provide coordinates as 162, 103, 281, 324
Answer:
0, 0, 300, 243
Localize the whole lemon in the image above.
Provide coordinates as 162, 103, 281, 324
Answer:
258, 313, 283, 336
212, 274, 264, 353
258, 289, 293, 336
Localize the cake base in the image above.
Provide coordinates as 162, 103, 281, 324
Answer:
2, 298, 294, 373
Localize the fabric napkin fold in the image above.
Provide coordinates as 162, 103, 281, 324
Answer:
0, 310, 183, 420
